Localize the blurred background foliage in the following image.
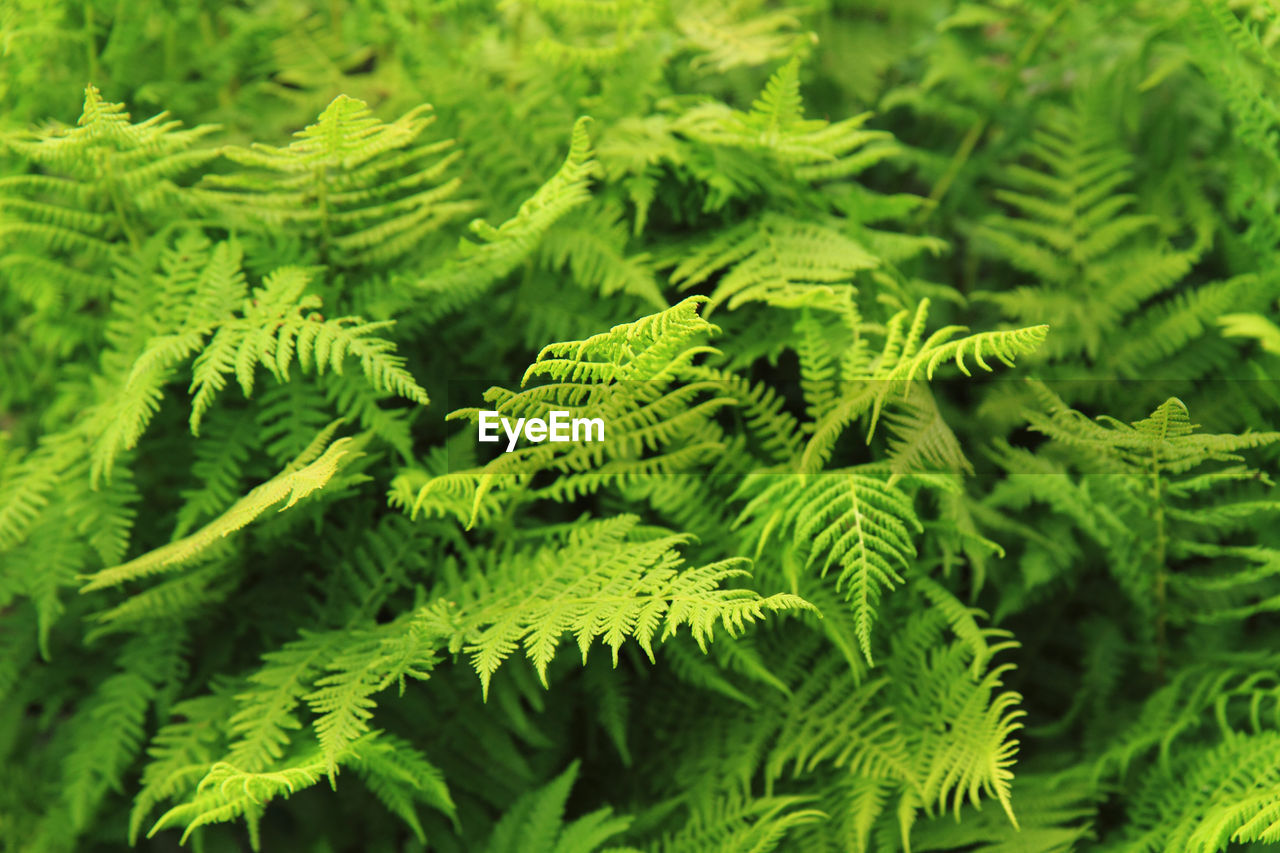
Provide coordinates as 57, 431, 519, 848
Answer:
7, 1, 1280, 851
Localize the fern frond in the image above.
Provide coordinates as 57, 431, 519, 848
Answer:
80, 432, 357, 591
349, 734, 456, 845
667, 213, 877, 312
150, 747, 338, 844
647, 791, 825, 853
1120, 730, 1280, 853
306, 619, 440, 778
225, 630, 350, 772
801, 299, 1045, 473
418, 515, 811, 699
883, 382, 973, 482
765, 652, 898, 783
0, 432, 80, 553
737, 468, 920, 663
885, 609, 1025, 829
188, 265, 428, 433
484, 762, 634, 853
130, 693, 234, 844
420, 296, 731, 527
676, 1, 806, 72
0, 85, 217, 301
416, 116, 599, 317
908, 769, 1096, 853
539, 203, 665, 307
688, 364, 804, 463
1220, 309, 1280, 354
59, 630, 186, 835
973, 100, 1257, 385
202, 95, 474, 266
673, 57, 899, 181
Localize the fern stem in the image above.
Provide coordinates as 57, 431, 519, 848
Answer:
107, 176, 142, 253
83, 0, 98, 84
1150, 460, 1167, 681
316, 165, 332, 263
917, 0, 1070, 220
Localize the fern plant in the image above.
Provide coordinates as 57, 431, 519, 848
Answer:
199, 94, 476, 268
6, 1, 1280, 851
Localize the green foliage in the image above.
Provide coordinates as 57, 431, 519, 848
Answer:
482, 761, 635, 853
737, 469, 921, 663
419, 515, 812, 698
5, 1, 1280, 851
200, 94, 475, 268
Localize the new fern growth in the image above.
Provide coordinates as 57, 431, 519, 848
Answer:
5, 3, 1280, 852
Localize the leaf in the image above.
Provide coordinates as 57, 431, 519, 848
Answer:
80, 432, 356, 591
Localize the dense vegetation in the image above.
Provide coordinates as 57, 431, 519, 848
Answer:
4, 1, 1280, 850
